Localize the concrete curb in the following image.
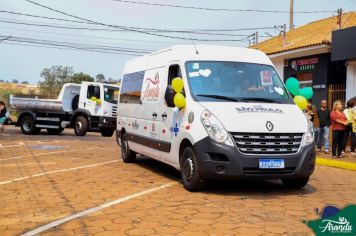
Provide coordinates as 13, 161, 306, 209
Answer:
316, 157, 356, 171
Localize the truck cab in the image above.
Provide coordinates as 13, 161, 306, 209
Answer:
116, 45, 315, 191
11, 82, 119, 137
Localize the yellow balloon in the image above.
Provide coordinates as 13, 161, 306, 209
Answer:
294, 95, 308, 110
96, 99, 102, 105
174, 92, 186, 109
90, 96, 97, 102
172, 77, 184, 93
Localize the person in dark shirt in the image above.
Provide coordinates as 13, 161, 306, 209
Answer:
317, 100, 331, 153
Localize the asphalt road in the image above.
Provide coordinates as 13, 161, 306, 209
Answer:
1, 126, 355, 236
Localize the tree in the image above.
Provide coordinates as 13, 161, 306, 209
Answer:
70, 72, 94, 84
95, 74, 105, 83
22, 81, 29, 84
12, 79, 19, 84
38, 66, 74, 98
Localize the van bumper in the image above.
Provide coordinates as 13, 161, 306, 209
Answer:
193, 137, 315, 180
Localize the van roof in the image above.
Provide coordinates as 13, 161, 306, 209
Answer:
123, 44, 273, 74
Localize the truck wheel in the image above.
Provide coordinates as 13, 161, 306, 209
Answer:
74, 116, 88, 136
282, 177, 309, 189
100, 128, 114, 137
180, 146, 205, 192
121, 133, 136, 163
47, 128, 64, 135
20, 115, 41, 135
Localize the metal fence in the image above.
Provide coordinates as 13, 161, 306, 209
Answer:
328, 84, 346, 109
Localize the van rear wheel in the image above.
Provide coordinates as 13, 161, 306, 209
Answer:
121, 133, 136, 163
180, 146, 205, 192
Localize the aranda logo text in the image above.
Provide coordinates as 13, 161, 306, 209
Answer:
319, 217, 352, 233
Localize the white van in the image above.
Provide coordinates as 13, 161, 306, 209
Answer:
116, 45, 315, 191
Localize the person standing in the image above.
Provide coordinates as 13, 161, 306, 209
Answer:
0, 101, 9, 134
343, 99, 355, 154
330, 101, 349, 158
305, 103, 319, 144
317, 100, 331, 154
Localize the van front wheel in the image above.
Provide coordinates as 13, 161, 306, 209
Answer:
180, 146, 205, 191
121, 134, 136, 163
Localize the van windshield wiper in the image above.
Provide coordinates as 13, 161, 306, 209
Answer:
195, 94, 239, 102
240, 97, 281, 103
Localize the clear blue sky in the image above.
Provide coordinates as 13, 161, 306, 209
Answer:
0, 0, 355, 84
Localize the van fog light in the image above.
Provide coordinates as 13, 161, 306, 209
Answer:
216, 165, 226, 173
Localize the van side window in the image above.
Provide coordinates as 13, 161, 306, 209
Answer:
168, 65, 182, 85
87, 85, 100, 99
120, 71, 145, 104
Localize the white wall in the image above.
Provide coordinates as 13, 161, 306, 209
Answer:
346, 60, 356, 101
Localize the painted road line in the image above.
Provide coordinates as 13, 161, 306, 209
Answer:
316, 157, 356, 171
0, 159, 119, 186
21, 183, 175, 236
0, 147, 100, 162
0, 142, 24, 148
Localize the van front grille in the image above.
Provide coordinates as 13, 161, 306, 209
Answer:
231, 132, 303, 155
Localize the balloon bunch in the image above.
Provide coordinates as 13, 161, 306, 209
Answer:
90, 96, 102, 105
171, 77, 186, 109
285, 77, 313, 110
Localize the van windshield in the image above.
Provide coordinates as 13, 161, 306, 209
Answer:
186, 61, 293, 104
104, 86, 119, 104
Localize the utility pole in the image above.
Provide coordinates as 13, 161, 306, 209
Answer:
337, 8, 343, 29
289, 0, 294, 31
255, 31, 259, 44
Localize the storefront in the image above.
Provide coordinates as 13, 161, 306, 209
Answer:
284, 53, 346, 107
252, 11, 356, 109
332, 25, 356, 101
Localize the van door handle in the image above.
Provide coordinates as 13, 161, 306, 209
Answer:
84, 102, 86, 107
161, 113, 167, 120
152, 112, 157, 119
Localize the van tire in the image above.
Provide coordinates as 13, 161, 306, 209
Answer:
47, 128, 64, 135
74, 116, 88, 136
282, 177, 309, 189
180, 146, 205, 191
20, 115, 41, 135
121, 133, 136, 163
101, 128, 114, 137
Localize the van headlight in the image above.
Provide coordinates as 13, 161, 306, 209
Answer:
201, 110, 234, 146
302, 115, 314, 147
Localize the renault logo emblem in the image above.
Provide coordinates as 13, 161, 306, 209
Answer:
266, 121, 274, 131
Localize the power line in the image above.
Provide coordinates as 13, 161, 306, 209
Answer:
0, 10, 276, 32
0, 26, 178, 46
1, 34, 152, 55
112, 0, 335, 13
0, 18, 258, 37
22, 0, 251, 42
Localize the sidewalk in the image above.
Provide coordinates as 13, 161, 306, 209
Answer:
316, 150, 356, 171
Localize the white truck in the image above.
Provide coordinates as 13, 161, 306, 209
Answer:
116, 45, 315, 191
10, 82, 119, 137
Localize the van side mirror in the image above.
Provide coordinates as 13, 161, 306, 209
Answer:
164, 86, 175, 108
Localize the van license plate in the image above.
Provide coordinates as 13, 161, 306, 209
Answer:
259, 159, 285, 169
